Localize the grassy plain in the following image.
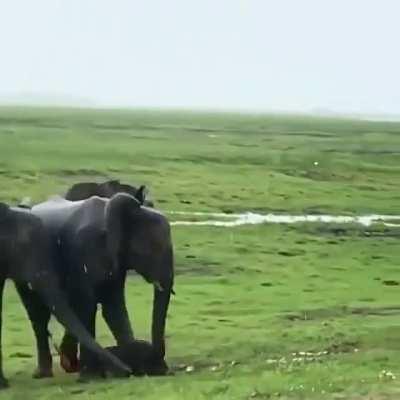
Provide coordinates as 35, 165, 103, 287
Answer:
0, 107, 400, 399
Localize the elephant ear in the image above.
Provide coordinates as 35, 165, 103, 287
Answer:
135, 185, 147, 205
104, 193, 141, 270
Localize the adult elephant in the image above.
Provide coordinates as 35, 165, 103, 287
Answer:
65, 180, 154, 207
0, 203, 131, 388
31, 193, 174, 376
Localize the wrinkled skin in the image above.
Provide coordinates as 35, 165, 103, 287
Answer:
31, 193, 174, 378
75, 340, 169, 377
0, 203, 131, 388
65, 180, 154, 207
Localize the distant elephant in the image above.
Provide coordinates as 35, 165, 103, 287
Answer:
0, 203, 131, 388
31, 193, 174, 378
65, 180, 154, 207
66, 339, 169, 377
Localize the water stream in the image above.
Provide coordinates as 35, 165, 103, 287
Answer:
167, 211, 400, 228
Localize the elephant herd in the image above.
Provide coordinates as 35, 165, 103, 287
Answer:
0, 180, 174, 388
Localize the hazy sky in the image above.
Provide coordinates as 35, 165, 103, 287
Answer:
1, 0, 399, 113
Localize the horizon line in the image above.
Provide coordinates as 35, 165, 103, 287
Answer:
0, 100, 400, 122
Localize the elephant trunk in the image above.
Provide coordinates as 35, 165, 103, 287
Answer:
151, 286, 171, 358
151, 248, 174, 358
35, 282, 131, 376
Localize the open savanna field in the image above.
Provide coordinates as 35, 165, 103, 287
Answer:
1, 107, 400, 399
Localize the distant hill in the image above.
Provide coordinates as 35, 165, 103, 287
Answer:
0, 92, 98, 108
310, 107, 400, 122
0, 94, 399, 121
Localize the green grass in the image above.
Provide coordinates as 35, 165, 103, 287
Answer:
1, 106, 400, 214
1, 107, 400, 399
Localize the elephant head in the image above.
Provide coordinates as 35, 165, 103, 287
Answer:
119, 184, 152, 207
102, 181, 154, 207
65, 180, 154, 207
104, 193, 174, 358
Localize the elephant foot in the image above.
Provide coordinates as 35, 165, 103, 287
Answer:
0, 376, 9, 389
60, 352, 80, 373
33, 368, 53, 379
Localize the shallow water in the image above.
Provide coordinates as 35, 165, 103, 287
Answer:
168, 211, 400, 227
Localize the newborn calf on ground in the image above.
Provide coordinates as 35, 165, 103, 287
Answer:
107, 340, 169, 376
61, 340, 169, 377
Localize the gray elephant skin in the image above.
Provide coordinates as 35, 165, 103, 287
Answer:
31, 193, 174, 377
0, 203, 131, 388
65, 180, 154, 207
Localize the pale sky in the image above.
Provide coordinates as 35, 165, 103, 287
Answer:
0, 0, 399, 113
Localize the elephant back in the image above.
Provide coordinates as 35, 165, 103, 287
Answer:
65, 182, 100, 201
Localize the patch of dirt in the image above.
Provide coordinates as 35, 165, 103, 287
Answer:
229, 142, 259, 148
54, 168, 104, 177
175, 263, 221, 277
353, 149, 400, 155
277, 249, 305, 257
382, 280, 399, 286
326, 340, 360, 354
260, 282, 273, 287
70, 389, 86, 395
287, 131, 336, 138
302, 207, 334, 215
10, 352, 32, 358
220, 208, 235, 214
327, 239, 340, 244
309, 225, 400, 238
283, 305, 400, 321
236, 247, 252, 254
330, 266, 347, 271
350, 306, 400, 316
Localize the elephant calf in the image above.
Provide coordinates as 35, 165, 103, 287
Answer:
62, 340, 169, 377
107, 340, 169, 376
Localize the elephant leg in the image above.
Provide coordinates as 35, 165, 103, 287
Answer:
59, 332, 79, 373
0, 279, 8, 389
15, 283, 52, 378
102, 287, 134, 346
